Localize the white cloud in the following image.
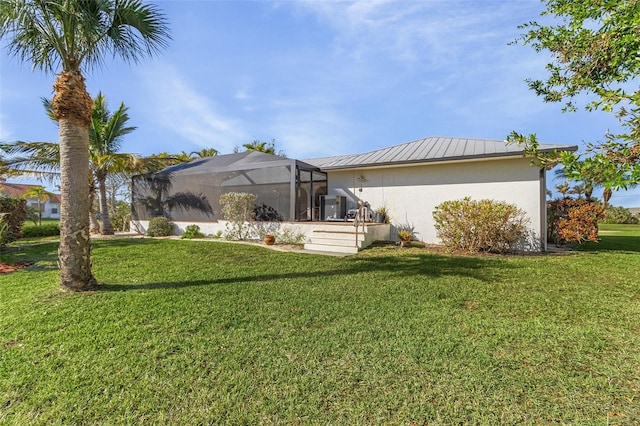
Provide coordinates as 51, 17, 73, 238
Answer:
297, 1, 541, 69
137, 63, 249, 153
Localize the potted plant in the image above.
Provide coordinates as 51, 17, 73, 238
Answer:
374, 205, 389, 223
397, 224, 415, 247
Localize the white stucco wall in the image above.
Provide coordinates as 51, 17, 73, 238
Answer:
325, 157, 546, 251
25, 200, 60, 219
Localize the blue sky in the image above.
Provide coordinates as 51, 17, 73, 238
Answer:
1, 0, 638, 207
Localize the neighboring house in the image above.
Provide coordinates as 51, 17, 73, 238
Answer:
0, 182, 61, 219
131, 136, 577, 252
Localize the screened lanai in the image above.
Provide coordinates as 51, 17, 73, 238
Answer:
132, 151, 327, 222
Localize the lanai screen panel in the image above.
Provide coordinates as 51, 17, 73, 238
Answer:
132, 152, 326, 222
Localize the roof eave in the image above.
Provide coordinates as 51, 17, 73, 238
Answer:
315, 146, 579, 171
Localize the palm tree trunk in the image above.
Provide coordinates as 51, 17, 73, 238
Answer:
89, 184, 101, 234
37, 199, 42, 227
97, 174, 114, 235
54, 71, 97, 291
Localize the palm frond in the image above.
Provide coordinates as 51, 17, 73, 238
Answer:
165, 192, 213, 216
1, 0, 170, 73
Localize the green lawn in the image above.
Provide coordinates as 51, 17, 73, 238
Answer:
1, 226, 639, 424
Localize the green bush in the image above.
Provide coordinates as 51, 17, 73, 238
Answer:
277, 227, 307, 244
109, 201, 132, 232
219, 192, 256, 240
146, 216, 174, 237
0, 215, 9, 248
433, 197, 529, 253
22, 223, 60, 238
602, 205, 639, 224
0, 196, 26, 243
181, 224, 205, 239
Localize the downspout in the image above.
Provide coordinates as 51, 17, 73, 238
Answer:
540, 167, 547, 252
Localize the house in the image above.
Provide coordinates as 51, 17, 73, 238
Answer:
0, 182, 61, 219
131, 136, 577, 252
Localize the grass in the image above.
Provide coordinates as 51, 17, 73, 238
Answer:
21, 218, 59, 230
1, 226, 639, 424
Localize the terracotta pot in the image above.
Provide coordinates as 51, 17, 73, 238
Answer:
263, 234, 276, 245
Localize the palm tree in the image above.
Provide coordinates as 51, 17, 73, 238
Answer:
7, 95, 167, 235
0, 0, 169, 291
152, 148, 219, 164
554, 164, 614, 207
21, 185, 55, 226
88, 92, 138, 235
190, 148, 218, 158
241, 140, 276, 154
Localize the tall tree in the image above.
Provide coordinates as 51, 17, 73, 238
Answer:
190, 148, 218, 158
0, 0, 170, 291
21, 185, 55, 226
512, 0, 640, 191
242, 140, 276, 154
6, 94, 166, 235
234, 140, 285, 157
88, 92, 137, 235
150, 148, 218, 165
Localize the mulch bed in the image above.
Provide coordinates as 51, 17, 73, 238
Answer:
0, 262, 32, 274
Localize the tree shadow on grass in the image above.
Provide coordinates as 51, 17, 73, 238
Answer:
99, 250, 512, 292
577, 235, 640, 253
1, 241, 60, 272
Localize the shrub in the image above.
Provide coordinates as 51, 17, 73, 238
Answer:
547, 198, 581, 245
557, 203, 605, 244
602, 205, 639, 224
109, 201, 132, 232
146, 216, 174, 237
250, 219, 280, 239
0, 214, 9, 248
22, 223, 60, 238
254, 203, 283, 221
181, 224, 205, 239
219, 192, 256, 240
0, 196, 26, 243
433, 197, 529, 253
547, 198, 606, 245
277, 227, 307, 244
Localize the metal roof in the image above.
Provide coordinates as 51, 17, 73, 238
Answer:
156, 151, 321, 176
304, 136, 578, 170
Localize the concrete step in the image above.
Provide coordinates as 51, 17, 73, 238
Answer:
311, 237, 364, 248
312, 230, 366, 242
304, 243, 359, 254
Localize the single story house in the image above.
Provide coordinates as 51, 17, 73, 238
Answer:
0, 182, 61, 219
131, 136, 577, 253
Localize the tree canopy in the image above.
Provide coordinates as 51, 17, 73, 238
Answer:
513, 0, 640, 191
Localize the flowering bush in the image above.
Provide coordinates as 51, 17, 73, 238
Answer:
433, 198, 529, 253
219, 192, 256, 240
